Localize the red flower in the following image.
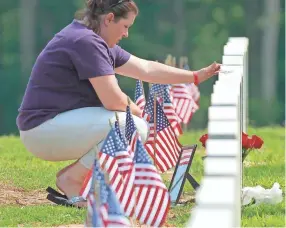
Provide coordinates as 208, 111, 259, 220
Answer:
199, 134, 208, 148
242, 132, 250, 149
199, 131, 263, 162
249, 135, 264, 149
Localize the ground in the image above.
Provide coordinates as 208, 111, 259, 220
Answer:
0, 184, 50, 207
0, 127, 284, 227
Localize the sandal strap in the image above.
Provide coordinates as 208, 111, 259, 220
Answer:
67, 196, 86, 204
46, 187, 68, 199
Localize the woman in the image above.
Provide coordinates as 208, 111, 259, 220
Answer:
17, 0, 220, 207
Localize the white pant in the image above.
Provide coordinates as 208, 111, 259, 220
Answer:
20, 107, 149, 169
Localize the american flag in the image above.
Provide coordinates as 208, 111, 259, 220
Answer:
104, 185, 132, 227
162, 86, 183, 136
114, 119, 128, 147
142, 92, 155, 130
170, 63, 200, 125
118, 105, 141, 216
142, 90, 154, 122
188, 83, 200, 105
114, 119, 134, 167
80, 169, 93, 200
81, 128, 136, 217
80, 129, 125, 201
134, 137, 170, 227
113, 117, 136, 217
151, 84, 183, 136
144, 93, 182, 173
112, 127, 134, 179
150, 84, 164, 104
114, 118, 134, 160
125, 105, 140, 154
98, 130, 124, 200
86, 162, 103, 227
171, 83, 199, 124
134, 80, 146, 111
183, 64, 200, 105
179, 148, 193, 166
86, 160, 131, 227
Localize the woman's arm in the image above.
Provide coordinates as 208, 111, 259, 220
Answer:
115, 55, 220, 84
89, 75, 142, 117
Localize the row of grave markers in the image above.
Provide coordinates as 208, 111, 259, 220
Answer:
187, 37, 249, 228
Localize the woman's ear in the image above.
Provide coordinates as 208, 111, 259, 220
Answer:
104, 13, 115, 25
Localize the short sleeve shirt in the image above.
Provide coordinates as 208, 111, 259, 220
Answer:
17, 20, 131, 131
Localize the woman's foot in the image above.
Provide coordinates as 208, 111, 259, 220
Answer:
56, 161, 89, 207
55, 161, 77, 195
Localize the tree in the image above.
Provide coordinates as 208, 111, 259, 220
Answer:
260, 0, 281, 102
20, 0, 37, 83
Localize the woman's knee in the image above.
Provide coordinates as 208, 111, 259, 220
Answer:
112, 112, 149, 143
133, 116, 149, 143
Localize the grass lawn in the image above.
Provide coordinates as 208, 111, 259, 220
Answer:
0, 127, 284, 227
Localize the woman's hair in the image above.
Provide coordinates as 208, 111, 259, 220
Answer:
75, 0, 139, 33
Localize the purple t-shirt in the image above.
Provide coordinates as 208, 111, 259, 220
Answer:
17, 20, 131, 131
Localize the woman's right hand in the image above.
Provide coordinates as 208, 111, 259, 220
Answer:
197, 62, 221, 83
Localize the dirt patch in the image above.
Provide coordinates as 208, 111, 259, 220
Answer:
178, 193, 196, 204
0, 184, 51, 206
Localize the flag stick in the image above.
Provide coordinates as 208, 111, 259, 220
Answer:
108, 119, 113, 128
153, 94, 158, 171
115, 112, 120, 123
140, 80, 146, 101
94, 161, 101, 213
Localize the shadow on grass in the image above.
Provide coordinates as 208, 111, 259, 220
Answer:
242, 202, 285, 218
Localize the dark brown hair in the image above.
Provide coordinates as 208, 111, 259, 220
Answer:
75, 0, 139, 33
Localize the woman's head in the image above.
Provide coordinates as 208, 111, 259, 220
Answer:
76, 0, 139, 47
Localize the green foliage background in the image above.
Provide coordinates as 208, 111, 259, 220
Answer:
0, 0, 285, 135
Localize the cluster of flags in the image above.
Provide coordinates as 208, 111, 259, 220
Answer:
84, 103, 171, 227
82, 64, 200, 227
137, 77, 200, 172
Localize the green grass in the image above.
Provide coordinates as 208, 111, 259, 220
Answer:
241, 127, 285, 227
0, 127, 284, 227
0, 206, 86, 227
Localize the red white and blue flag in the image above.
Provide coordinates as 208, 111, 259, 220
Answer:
86, 160, 131, 227
144, 93, 182, 173
150, 84, 182, 136
134, 80, 146, 112
133, 137, 170, 227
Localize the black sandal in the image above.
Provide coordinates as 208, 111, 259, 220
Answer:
47, 193, 86, 208
46, 187, 68, 199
